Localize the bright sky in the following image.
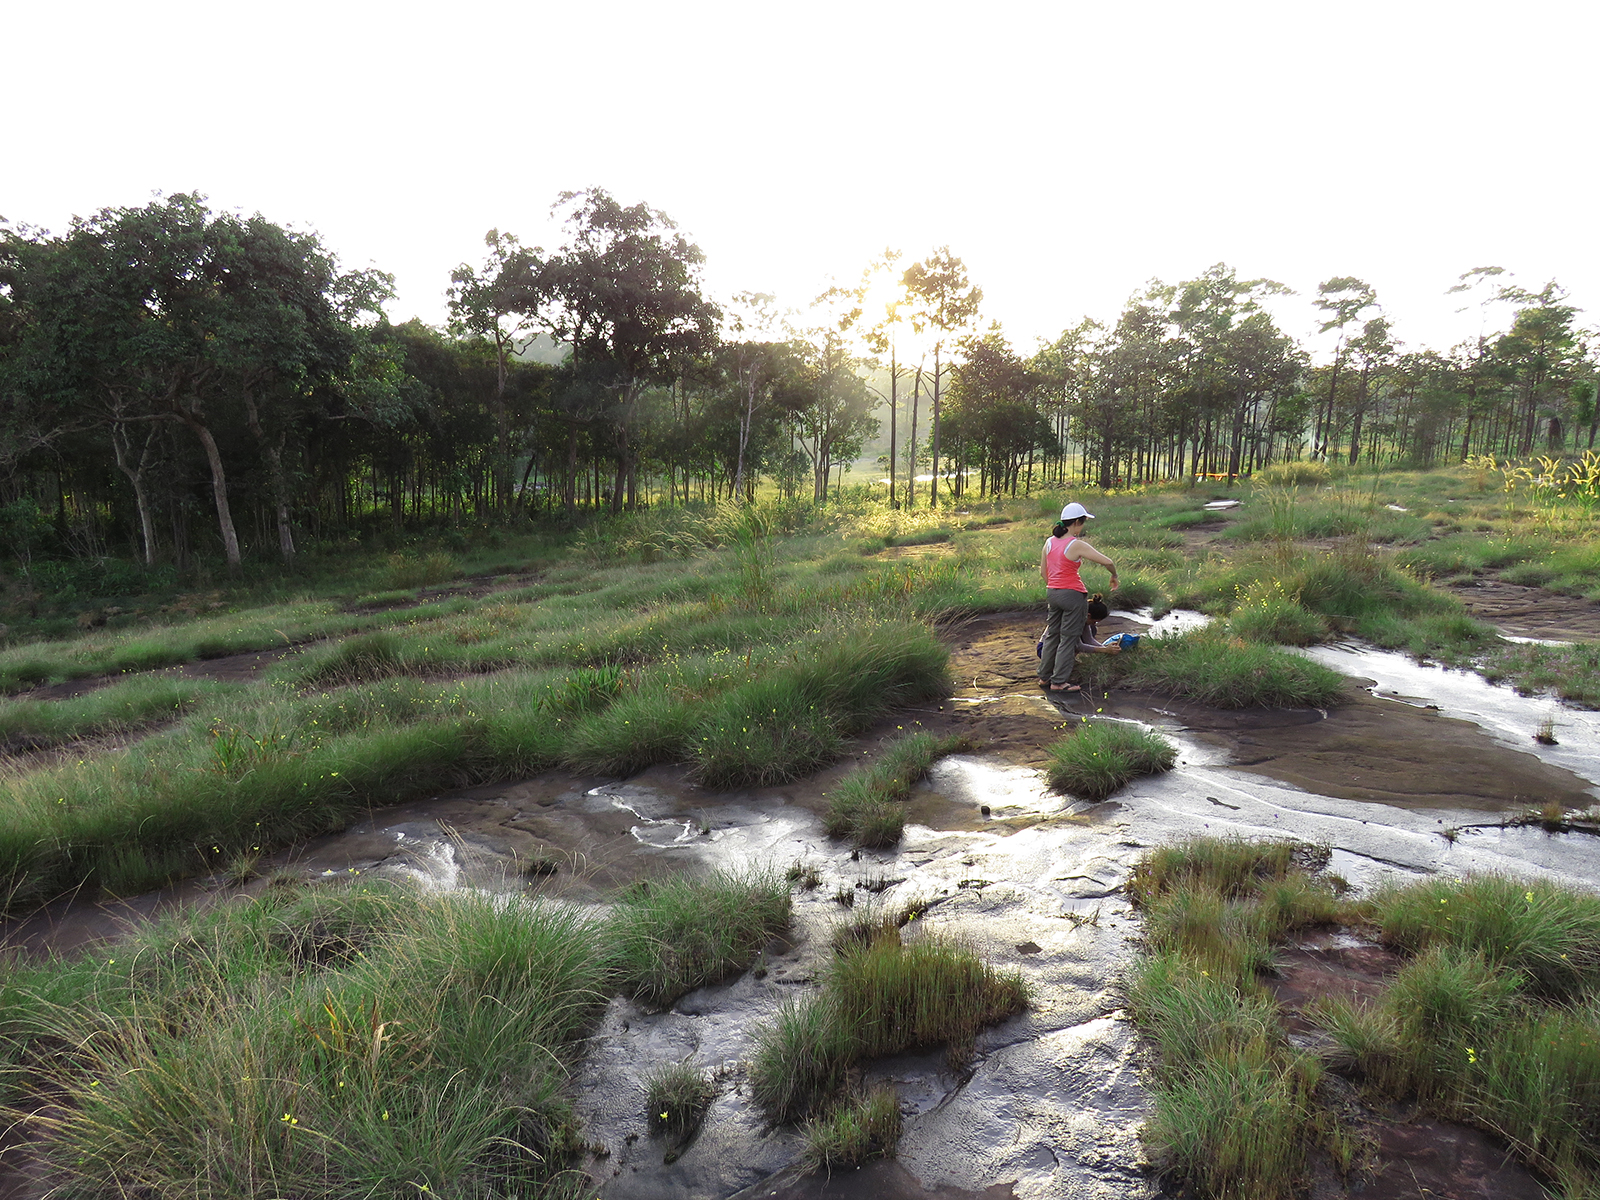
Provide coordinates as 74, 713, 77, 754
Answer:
9, 0, 1596, 362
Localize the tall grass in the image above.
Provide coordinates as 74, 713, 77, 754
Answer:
0, 625, 947, 916
2, 867, 788, 1198
1124, 839, 1350, 1199
0, 677, 235, 750
1364, 874, 1600, 1001
1312, 876, 1600, 1191
16, 885, 603, 1196
802, 1089, 902, 1169
691, 623, 949, 788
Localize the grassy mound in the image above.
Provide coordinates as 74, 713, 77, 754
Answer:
1046, 721, 1176, 800
1077, 627, 1346, 709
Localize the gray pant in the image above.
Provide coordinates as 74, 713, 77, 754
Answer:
1038, 589, 1088, 687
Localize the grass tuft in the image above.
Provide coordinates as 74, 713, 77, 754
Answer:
645, 1061, 718, 1142
607, 870, 791, 1007
823, 732, 972, 847
749, 926, 1026, 1125
802, 1089, 902, 1170
1045, 721, 1175, 800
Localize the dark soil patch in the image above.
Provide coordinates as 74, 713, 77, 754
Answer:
0, 728, 167, 770
1180, 518, 1231, 547
1268, 932, 1550, 1200
1191, 687, 1594, 812
175, 644, 306, 682
1272, 932, 1405, 1034
1450, 578, 1600, 641
16, 643, 308, 704
342, 569, 542, 614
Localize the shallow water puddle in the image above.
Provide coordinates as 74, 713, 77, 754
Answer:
1120, 607, 1211, 638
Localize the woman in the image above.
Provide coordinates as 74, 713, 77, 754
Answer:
1038, 502, 1119, 693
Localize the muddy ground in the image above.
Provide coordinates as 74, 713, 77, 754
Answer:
1450, 577, 1600, 642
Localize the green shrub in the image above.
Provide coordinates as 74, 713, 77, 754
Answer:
692, 623, 949, 789
827, 932, 1028, 1061
1045, 721, 1175, 800
381, 550, 459, 590
1125, 953, 1282, 1066
692, 677, 844, 789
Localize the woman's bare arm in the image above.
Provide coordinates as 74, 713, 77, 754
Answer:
1066, 539, 1119, 588
1040, 544, 1050, 586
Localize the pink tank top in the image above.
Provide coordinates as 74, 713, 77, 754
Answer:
1044, 537, 1086, 592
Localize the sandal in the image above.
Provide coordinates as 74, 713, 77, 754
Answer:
1049, 683, 1081, 693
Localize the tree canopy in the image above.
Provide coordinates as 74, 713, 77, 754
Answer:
2, 193, 1595, 577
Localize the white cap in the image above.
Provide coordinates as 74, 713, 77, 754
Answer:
1060, 502, 1096, 521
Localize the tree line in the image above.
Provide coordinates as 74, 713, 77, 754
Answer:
2, 191, 1594, 573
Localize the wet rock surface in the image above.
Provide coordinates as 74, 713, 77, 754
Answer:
1450, 578, 1600, 643
8, 608, 1600, 1198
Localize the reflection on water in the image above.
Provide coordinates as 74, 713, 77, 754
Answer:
925, 755, 1068, 818
1122, 607, 1213, 638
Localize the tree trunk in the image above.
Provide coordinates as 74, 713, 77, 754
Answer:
1319, 349, 1344, 458
1227, 384, 1247, 478
241, 391, 296, 564
109, 423, 158, 565
907, 367, 923, 510
178, 409, 242, 575
930, 345, 943, 507
888, 348, 898, 509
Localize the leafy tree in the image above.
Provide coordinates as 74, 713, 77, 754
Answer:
535, 189, 720, 512
448, 229, 542, 510
789, 286, 877, 501
1312, 277, 1377, 459
856, 249, 912, 508
902, 249, 982, 506
1495, 282, 1580, 453
946, 325, 1051, 496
